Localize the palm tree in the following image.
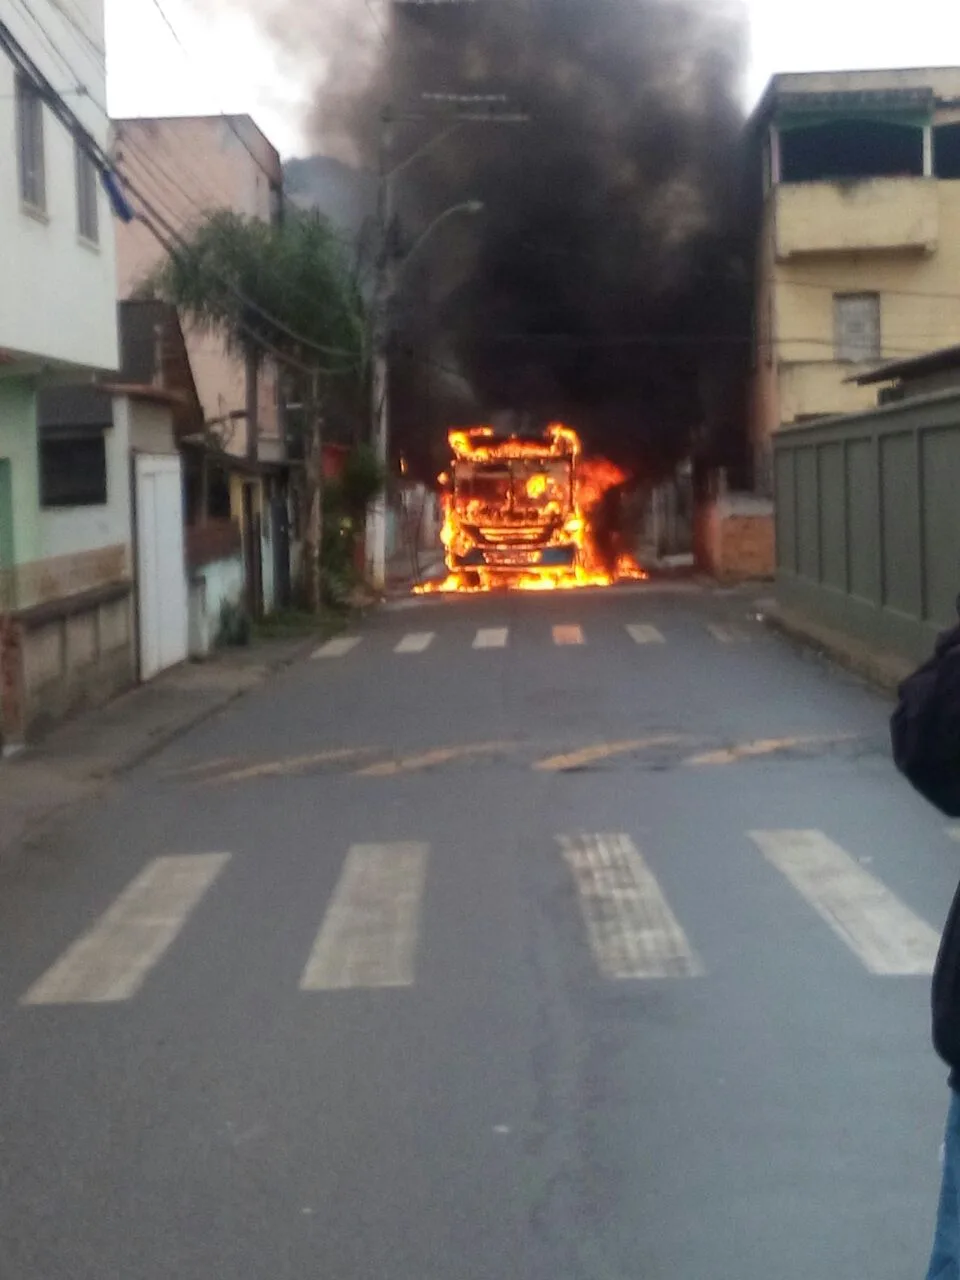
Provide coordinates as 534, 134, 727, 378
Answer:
144, 208, 372, 610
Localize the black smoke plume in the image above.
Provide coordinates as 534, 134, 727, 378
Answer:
191, 0, 753, 481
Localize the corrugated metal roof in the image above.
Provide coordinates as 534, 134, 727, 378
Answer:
853, 344, 960, 385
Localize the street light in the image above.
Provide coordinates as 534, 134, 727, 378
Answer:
366, 197, 484, 591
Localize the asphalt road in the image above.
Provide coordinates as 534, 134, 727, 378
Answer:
0, 581, 954, 1279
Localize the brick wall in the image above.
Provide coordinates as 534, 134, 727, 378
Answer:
696, 493, 775, 581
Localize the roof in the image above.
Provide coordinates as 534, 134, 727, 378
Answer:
111, 114, 282, 177
853, 344, 960, 385
747, 66, 955, 137
37, 302, 205, 438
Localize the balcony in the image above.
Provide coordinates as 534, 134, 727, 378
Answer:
774, 178, 938, 260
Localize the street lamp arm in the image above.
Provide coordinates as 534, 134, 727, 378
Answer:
396, 201, 483, 279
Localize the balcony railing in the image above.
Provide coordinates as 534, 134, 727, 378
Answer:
774, 177, 938, 260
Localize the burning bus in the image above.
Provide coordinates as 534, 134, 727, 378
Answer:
422, 423, 646, 593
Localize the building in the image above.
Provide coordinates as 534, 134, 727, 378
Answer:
0, 2, 124, 749
747, 67, 960, 492
853, 342, 960, 403
111, 115, 292, 614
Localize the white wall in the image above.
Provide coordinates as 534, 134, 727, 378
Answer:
0, 1, 119, 374
39, 402, 130, 562
38, 395, 176, 565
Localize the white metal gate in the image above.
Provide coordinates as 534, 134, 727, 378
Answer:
135, 454, 188, 680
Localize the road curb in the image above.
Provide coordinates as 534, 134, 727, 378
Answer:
109, 634, 322, 778
763, 603, 912, 697
0, 635, 321, 866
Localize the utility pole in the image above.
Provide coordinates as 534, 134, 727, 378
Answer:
366, 108, 395, 593
310, 366, 324, 616
363, 0, 528, 589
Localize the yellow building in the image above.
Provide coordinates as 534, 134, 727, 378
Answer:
749, 68, 960, 491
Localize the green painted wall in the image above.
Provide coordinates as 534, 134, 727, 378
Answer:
0, 378, 40, 568
774, 389, 960, 665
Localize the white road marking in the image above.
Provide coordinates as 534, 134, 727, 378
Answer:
395, 632, 435, 654
708, 623, 750, 644
312, 636, 361, 659
473, 627, 509, 649
626, 624, 665, 645
21, 854, 230, 1005
558, 833, 703, 979
300, 843, 429, 990
749, 830, 940, 975
553, 625, 584, 646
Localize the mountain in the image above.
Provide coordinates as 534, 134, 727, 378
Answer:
283, 155, 377, 240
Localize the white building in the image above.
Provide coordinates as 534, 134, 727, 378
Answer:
0, 1, 124, 747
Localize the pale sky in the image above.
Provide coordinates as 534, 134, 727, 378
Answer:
104, 0, 960, 160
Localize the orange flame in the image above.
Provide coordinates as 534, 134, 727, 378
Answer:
414, 424, 647, 595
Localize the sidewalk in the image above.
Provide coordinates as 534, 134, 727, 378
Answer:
762, 601, 913, 695
0, 633, 319, 865
386, 545, 446, 594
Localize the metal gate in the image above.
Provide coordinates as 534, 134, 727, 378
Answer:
135, 454, 188, 680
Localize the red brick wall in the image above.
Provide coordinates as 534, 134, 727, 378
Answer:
695, 496, 775, 581
719, 514, 775, 579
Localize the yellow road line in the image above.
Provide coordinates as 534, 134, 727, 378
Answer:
172, 756, 242, 778
535, 736, 686, 773
205, 748, 375, 785
685, 734, 856, 767
356, 742, 512, 778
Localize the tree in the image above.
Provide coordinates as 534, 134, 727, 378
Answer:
143, 208, 372, 611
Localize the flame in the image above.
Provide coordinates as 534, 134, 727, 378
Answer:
414, 423, 647, 595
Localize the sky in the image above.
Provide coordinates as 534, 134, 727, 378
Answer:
104, 0, 960, 160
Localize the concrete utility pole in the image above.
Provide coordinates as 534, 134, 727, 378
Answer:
366, 108, 396, 594
364, 0, 527, 590
366, 170, 522, 591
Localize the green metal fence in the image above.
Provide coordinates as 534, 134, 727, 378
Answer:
774, 389, 960, 664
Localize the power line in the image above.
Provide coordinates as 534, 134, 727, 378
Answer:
0, 15, 364, 376
140, 0, 287, 188
46, 0, 104, 64
11, 0, 106, 114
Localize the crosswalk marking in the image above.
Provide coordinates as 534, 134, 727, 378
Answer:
748, 830, 940, 975
21, 854, 230, 1005
312, 636, 361, 659
395, 632, 435, 654
558, 833, 703, 979
708, 623, 750, 644
626, 624, 665, 645
300, 843, 429, 990
473, 627, 508, 649
553, 624, 584, 646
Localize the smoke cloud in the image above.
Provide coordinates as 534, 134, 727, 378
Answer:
191, 0, 753, 479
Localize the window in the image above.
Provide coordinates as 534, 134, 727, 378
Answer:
15, 74, 45, 213
834, 293, 881, 363
75, 143, 99, 243
781, 120, 924, 184
40, 435, 107, 508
